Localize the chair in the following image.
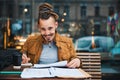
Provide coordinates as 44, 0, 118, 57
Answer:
77, 52, 101, 80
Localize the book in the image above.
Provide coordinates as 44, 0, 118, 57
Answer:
20, 67, 91, 78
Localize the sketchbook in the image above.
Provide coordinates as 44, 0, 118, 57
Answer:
20, 67, 91, 78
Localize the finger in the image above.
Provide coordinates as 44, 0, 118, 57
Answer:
22, 54, 27, 59
22, 54, 29, 63
66, 62, 72, 67
22, 59, 26, 64
67, 61, 75, 67
22, 56, 26, 61
26, 57, 30, 63
22, 57, 26, 64
67, 62, 76, 68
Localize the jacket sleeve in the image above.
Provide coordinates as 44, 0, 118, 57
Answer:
20, 36, 31, 54
69, 39, 82, 68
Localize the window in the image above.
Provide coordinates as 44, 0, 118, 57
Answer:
81, 6, 86, 17
19, 5, 24, 17
95, 6, 100, 16
54, 5, 59, 15
24, 5, 31, 18
19, 5, 31, 18
64, 5, 69, 19
108, 6, 114, 16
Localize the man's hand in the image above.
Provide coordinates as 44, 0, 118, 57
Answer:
22, 53, 30, 64
66, 58, 80, 68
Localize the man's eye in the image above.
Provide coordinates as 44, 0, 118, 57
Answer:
48, 27, 53, 30
41, 28, 45, 31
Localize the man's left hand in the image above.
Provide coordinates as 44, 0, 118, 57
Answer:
66, 58, 80, 68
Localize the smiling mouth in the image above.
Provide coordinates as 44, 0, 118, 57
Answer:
42, 33, 54, 42
43, 33, 53, 38
44, 35, 52, 40
44, 35, 52, 41
44, 33, 53, 37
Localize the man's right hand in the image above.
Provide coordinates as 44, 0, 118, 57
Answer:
22, 53, 30, 64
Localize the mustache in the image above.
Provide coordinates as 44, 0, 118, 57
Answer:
42, 33, 53, 37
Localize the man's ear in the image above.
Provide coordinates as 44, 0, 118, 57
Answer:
55, 22, 58, 28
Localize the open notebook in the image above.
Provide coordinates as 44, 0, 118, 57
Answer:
21, 61, 91, 78
21, 67, 91, 78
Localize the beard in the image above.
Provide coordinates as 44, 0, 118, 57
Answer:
42, 33, 54, 42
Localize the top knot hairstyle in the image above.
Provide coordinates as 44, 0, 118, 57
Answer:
38, 3, 59, 21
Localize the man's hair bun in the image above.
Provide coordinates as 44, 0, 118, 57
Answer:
38, 3, 59, 21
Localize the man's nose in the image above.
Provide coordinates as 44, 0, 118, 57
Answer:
44, 30, 50, 35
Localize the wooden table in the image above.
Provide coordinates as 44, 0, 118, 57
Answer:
0, 65, 91, 80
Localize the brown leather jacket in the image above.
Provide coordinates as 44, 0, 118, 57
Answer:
21, 32, 79, 64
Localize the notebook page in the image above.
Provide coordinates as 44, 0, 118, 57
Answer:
53, 68, 85, 78
34, 61, 67, 68
21, 68, 54, 78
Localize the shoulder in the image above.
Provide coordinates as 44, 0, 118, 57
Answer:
56, 34, 75, 49
56, 34, 73, 43
26, 34, 41, 42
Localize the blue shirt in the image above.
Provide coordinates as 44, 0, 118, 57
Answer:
38, 42, 58, 64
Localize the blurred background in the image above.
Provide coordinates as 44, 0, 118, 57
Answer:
0, 0, 120, 80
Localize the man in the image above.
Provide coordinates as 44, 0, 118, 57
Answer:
21, 3, 81, 68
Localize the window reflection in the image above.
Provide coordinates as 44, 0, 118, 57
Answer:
0, 0, 120, 66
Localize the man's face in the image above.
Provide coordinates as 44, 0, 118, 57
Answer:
38, 17, 58, 42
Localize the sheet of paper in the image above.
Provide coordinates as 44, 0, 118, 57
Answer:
33, 61, 67, 68
53, 68, 85, 78
21, 63, 32, 67
20, 68, 53, 78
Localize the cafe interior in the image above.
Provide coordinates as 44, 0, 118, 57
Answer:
0, 0, 120, 80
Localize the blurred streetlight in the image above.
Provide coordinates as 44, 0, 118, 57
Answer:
24, 8, 28, 13
63, 12, 67, 16
61, 18, 65, 22
71, 23, 75, 27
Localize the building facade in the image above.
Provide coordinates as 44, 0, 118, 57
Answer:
0, 0, 118, 48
